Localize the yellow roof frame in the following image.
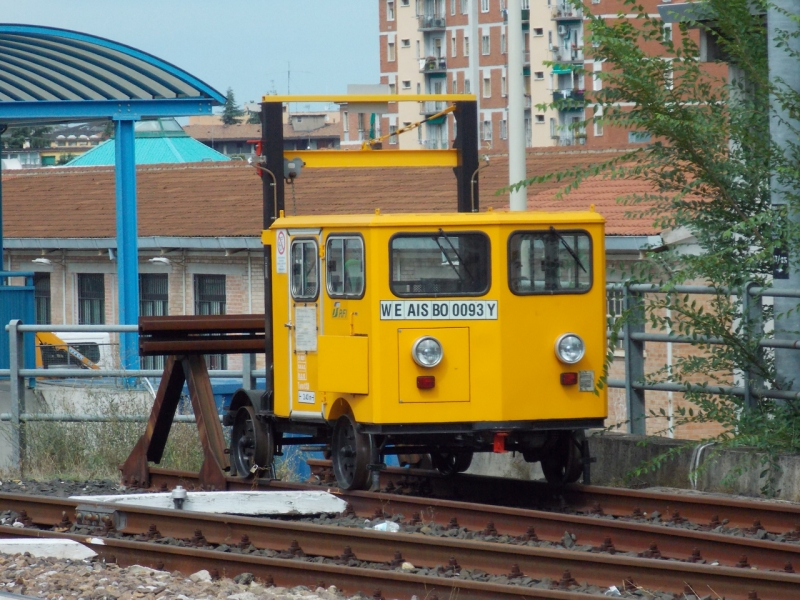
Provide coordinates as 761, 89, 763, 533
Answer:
261, 94, 477, 103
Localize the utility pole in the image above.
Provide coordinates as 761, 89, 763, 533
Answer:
507, 0, 528, 211
769, 0, 800, 392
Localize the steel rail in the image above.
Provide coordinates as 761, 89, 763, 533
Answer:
141, 469, 800, 572
2, 496, 797, 599
0, 526, 608, 600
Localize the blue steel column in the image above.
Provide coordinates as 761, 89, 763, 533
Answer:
114, 118, 140, 371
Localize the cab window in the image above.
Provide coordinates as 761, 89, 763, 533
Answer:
508, 229, 592, 294
291, 239, 319, 300
390, 232, 490, 297
327, 236, 365, 298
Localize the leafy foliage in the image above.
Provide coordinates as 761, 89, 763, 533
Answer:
1, 126, 52, 150
515, 0, 800, 495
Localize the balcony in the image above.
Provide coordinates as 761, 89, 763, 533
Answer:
420, 100, 447, 115
523, 51, 530, 65
418, 15, 446, 30
552, 45, 584, 63
420, 57, 447, 73
525, 94, 532, 109
553, 89, 585, 108
552, 4, 582, 20
421, 139, 448, 149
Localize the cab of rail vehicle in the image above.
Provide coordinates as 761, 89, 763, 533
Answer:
230, 208, 607, 489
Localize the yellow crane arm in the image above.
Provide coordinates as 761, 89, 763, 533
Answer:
35, 332, 100, 370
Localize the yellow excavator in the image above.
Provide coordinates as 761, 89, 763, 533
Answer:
35, 332, 101, 370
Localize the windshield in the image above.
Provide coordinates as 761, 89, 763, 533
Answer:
390, 232, 490, 297
508, 230, 592, 294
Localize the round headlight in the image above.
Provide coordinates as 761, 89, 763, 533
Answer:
555, 333, 585, 364
412, 336, 443, 368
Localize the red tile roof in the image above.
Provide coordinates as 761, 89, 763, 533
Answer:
2, 147, 658, 239
183, 121, 343, 142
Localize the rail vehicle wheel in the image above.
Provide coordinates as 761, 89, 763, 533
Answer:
230, 406, 273, 478
431, 450, 473, 476
331, 414, 371, 490
541, 431, 583, 485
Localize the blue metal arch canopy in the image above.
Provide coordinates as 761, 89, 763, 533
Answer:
0, 24, 225, 122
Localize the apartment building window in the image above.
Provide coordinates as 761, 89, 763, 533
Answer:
535, 114, 545, 124
464, 79, 471, 93
401, 0, 410, 5
525, 116, 532, 146
77, 274, 104, 325
483, 77, 491, 97
417, 82, 422, 94
594, 107, 604, 137
34, 273, 50, 325
628, 131, 651, 144
416, 0, 422, 14
534, 71, 544, 80
140, 273, 168, 370
357, 113, 365, 141
387, 1, 395, 20
195, 275, 226, 370
389, 124, 398, 144
548, 30, 553, 45
664, 61, 674, 90
451, 35, 456, 57
501, 33, 506, 54
663, 23, 673, 42
451, 0, 456, 14
416, 40, 420, 58
482, 119, 492, 143
533, 28, 544, 36
550, 117, 557, 138
481, 34, 490, 55
481, 0, 489, 12
501, 75, 507, 96
388, 41, 396, 61
500, 118, 508, 139
452, 79, 458, 93
401, 38, 411, 48
389, 82, 397, 94
521, 0, 530, 7
464, 36, 469, 57
402, 80, 411, 90
461, 0, 469, 14
593, 61, 602, 91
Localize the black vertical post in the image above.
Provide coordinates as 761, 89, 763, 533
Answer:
452, 101, 479, 213
261, 102, 285, 227
259, 103, 284, 412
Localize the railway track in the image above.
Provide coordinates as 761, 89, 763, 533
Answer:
0, 467, 799, 599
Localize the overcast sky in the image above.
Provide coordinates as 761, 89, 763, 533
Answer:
0, 0, 379, 110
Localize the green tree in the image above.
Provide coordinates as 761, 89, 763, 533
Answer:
221, 87, 244, 126
514, 0, 800, 493
1, 125, 52, 149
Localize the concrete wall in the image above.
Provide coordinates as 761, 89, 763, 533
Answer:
467, 432, 800, 501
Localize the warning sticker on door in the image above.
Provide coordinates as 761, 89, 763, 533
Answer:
294, 306, 317, 352
275, 229, 287, 274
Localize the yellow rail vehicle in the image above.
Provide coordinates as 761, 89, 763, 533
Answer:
225, 209, 607, 489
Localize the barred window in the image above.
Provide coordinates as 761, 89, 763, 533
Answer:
195, 274, 226, 370
141, 273, 169, 370
607, 287, 624, 348
34, 273, 51, 325
77, 274, 104, 325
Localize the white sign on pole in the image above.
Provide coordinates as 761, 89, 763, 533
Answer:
276, 229, 288, 274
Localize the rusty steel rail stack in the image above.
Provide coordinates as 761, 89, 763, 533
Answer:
121, 315, 266, 491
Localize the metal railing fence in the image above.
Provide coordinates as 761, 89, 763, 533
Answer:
2, 321, 266, 471
605, 283, 800, 434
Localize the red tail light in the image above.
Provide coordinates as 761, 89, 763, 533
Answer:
560, 372, 578, 386
417, 376, 435, 389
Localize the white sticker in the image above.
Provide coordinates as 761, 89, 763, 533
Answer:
275, 229, 288, 274
579, 370, 595, 392
294, 306, 318, 352
298, 391, 316, 404
379, 300, 498, 320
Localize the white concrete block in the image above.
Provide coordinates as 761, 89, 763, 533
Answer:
69, 490, 347, 516
0, 538, 96, 560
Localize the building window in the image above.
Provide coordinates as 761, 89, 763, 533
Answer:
195, 274, 227, 369
501, 33, 507, 54
140, 273, 168, 370
594, 107, 604, 137
402, 0, 410, 5
464, 79, 471, 93
388, 42, 396, 61
402, 80, 411, 89
481, 0, 489, 12
548, 30, 553, 45
451, 0, 456, 14
628, 131, 652, 144
521, 0, 530, 7
77, 274, 104, 325
451, 35, 457, 57
452, 79, 458, 93
482, 119, 492, 142
417, 82, 422, 94
389, 82, 397, 94
387, 0, 395, 20
343, 111, 349, 132
464, 35, 469, 57
461, 0, 469, 14
550, 117, 558, 138
483, 76, 491, 98
525, 116, 532, 146
533, 27, 544, 36
535, 114, 545, 123
534, 71, 544, 80
663, 23, 673, 42
500, 118, 508, 139
501, 75, 507, 96
607, 288, 623, 347
593, 61, 602, 91
390, 124, 398, 144
416, 40, 420, 58
481, 34, 490, 55
664, 60, 673, 90
34, 273, 50, 325
401, 38, 411, 48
